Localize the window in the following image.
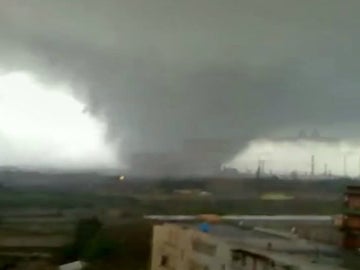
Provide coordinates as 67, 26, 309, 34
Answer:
160, 255, 169, 267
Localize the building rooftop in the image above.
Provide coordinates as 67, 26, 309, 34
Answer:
208, 224, 336, 254
182, 223, 350, 270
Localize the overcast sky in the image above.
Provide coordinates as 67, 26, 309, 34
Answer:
1, 0, 360, 171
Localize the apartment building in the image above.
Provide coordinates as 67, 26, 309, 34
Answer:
151, 223, 349, 270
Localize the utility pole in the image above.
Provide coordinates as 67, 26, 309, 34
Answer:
344, 155, 348, 177
311, 155, 315, 176
256, 161, 261, 179
324, 163, 328, 176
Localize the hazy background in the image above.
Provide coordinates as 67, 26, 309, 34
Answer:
1, 0, 360, 173
228, 138, 360, 177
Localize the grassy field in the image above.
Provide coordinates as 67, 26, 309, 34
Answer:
0, 190, 139, 209
0, 188, 342, 216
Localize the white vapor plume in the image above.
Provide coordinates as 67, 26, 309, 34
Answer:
229, 139, 360, 177
0, 72, 120, 170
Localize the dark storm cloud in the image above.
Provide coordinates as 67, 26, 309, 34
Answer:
1, 0, 360, 164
